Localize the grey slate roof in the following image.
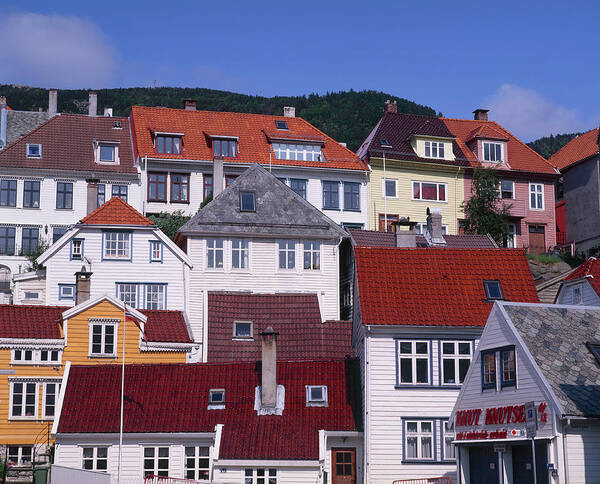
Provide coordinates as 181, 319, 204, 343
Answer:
504, 304, 600, 417
349, 229, 497, 249
178, 163, 347, 240
6, 110, 49, 145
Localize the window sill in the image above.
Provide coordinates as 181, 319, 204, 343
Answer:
22, 207, 41, 210
147, 199, 167, 203
411, 199, 448, 204
89, 355, 117, 359
9, 417, 38, 421
342, 208, 362, 212
149, 259, 163, 263
401, 459, 442, 465
170, 200, 190, 204
232, 337, 254, 341
323, 207, 340, 211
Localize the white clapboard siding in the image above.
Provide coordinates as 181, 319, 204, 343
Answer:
556, 280, 600, 306
45, 227, 187, 310
213, 465, 320, 484
187, 237, 340, 342
565, 422, 600, 484
324, 436, 364, 484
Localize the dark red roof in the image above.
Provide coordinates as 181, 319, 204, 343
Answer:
58, 360, 360, 460
0, 304, 66, 339
140, 309, 191, 343
564, 257, 600, 296
207, 292, 352, 362
79, 196, 154, 226
0, 114, 136, 174
349, 229, 497, 249
549, 128, 600, 171
354, 247, 538, 327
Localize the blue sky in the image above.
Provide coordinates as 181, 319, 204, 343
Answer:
1, 0, 597, 141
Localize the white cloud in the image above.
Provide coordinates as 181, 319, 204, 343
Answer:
0, 12, 117, 88
483, 84, 591, 141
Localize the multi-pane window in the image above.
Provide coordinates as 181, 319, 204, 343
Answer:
289, 179, 307, 199
58, 284, 76, 300
203, 175, 213, 200
112, 185, 128, 202
415, 223, 447, 236
443, 421, 456, 461
71, 239, 83, 260
99, 144, 116, 162
104, 231, 130, 259
97, 184, 106, 207
232, 239, 249, 269
117, 283, 138, 308
40, 349, 60, 364
334, 450, 354, 478
397, 341, 430, 385
273, 142, 321, 161
413, 181, 446, 201
82, 447, 108, 472
322, 181, 339, 209
26, 143, 42, 158
43, 382, 60, 418
529, 183, 544, 209
499, 180, 514, 199
501, 348, 516, 387
156, 135, 181, 154
573, 285, 583, 305
424, 141, 445, 159
171, 174, 189, 202
56, 182, 73, 209
383, 178, 397, 198
213, 139, 237, 158
344, 182, 360, 210
23, 181, 40, 208
306, 385, 327, 406
149, 173, 167, 201
52, 227, 68, 243
10, 381, 37, 418
150, 240, 162, 262
482, 351, 496, 389
185, 446, 210, 480
441, 341, 472, 385
278, 240, 295, 269
234, 321, 253, 339
244, 468, 277, 484
240, 191, 255, 212
144, 447, 169, 477
303, 241, 320, 270
206, 239, 224, 269
21, 227, 39, 255
483, 142, 503, 162
12, 348, 60, 365
8, 446, 33, 466
90, 321, 117, 356
12, 349, 33, 363
506, 223, 517, 248
146, 284, 166, 310
0, 179, 17, 206
405, 421, 433, 460
0, 227, 16, 255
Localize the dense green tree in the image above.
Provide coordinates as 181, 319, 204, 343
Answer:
527, 133, 581, 159
147, 211, 190, 241
462, 168, 511, 246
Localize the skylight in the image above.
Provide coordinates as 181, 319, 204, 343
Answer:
26, 143, 41, 159
306, 385, 328, 406
380, 139, 392, 148
483, 280, 504, 300
234, 321, 253, 339
275, 120, 288, 130
208, 389, 225, 408
240, 191, 255, 212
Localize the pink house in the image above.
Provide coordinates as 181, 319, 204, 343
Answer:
443, 110, 558, 252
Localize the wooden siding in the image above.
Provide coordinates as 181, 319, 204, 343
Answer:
565, 421, 600, 483
368, 158, 464, 233
13, 277, 45, 305
556, 280, 600, 306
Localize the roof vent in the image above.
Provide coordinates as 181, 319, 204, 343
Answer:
104, 107, 113, 117
283, 106, 295, 118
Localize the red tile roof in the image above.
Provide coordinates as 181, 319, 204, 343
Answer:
0, 304, 66, 339
0, 114, 136, 174
563, 257, 600, 296
79, 196, 155, 226
549, 128, 600, 171
57, 360, 360, 460
140, 310, 192, 343
207, 292, 352, 362
130, 106, 368, 171
354, 248, 538, 327
348, 229, 497, 249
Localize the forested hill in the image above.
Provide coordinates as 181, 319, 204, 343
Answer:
0, 85, 437, 152
527, 133, 581, 159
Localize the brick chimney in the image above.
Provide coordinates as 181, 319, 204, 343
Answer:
48, 89, 58, 117
283, 106, 295, 118
260, 326, 278, 410
75, 266, 92, 304
88, 92, 97, 117
426, 207, 446, 245
183, 99, 197, 110
384, 100, 398, 114
473, 109, 489, 121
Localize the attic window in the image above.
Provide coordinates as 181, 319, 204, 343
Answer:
306, 385, 328, 406
587, 342, 600, 366
233, 321, 253, 339
483, 280, 503, 300
208, 389, 225, 409
240, 191, 255, 212
156, 134, 181, 154
100, 145, 115, 162
380, 139, 392, 148
26, 144, 41, 159
275, 120, 288, 130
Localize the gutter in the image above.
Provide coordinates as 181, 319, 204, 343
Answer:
51, 360, 71, 437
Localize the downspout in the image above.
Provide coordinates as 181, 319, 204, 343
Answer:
182, 261, 188, 314
0, 100, 7, 149
363, 325, 370, 483
562, 418, 570, 484
383, 153, 387, 231
455, 167, 461, 234
202, 289, 209, 361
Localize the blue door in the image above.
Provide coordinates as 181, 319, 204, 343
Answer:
512, 443, 549, 484
469, 446, 499, 484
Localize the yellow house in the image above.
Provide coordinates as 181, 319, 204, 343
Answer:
357, 104, 471, 233
0, 294, 197, 469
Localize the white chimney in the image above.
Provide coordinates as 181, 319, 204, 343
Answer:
103, 107, 113, 117
88, 92, 97, 117
213, 157, 224, 197
48, 89, 58, 117
0, 97, 7, 149
260, 327, 278, 410
283, 106, 295, 118
426, 207, 446, 245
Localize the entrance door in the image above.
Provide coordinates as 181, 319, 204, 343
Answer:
332, 448, 356, 484
512, 443, 549, 484
469, 446, 499, 484
528, 225, 546, 254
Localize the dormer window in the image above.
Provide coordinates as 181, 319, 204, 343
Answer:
208, 389, 225, 409
587, 342, 600, 365
213, 138, 237, 158
240, 191, 255, 212
26, 144, 41, 159
483, 142, 503, 162
95, 142, 119, 164
233, 321, 253, 339
100, 145, 115, 162
273, 143, 321, 162
156, 134, 181, 154
275, 120, 288, 130
483, 280, 503, 300
306, 385, 328, 406
424, 141, 445, 159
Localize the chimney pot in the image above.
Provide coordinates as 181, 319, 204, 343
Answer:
260, 326, 279, 409
48, 89, 58, 117
183, 99, 197, 110
426, 207, 445, 245
384, 100, 398, 114
88, 92, 98, 117
283, 106, 295, 118
473, 109, 489, 121
103, 107, 113, 117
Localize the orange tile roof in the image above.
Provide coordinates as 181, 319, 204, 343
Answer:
130, 106, 368, 171
442, 118, 557, 175
549, 128, 600, 171
564, 257, 600, 296
79, 196, 155, 226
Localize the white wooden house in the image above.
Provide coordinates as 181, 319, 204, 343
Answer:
555, 257, 600, 306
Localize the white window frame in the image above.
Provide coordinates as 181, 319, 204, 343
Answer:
233, 321, 253, 339
440, 341, 473, 386
117, 283, 138, 308
424, 140, 445, 159
184, 446, 210, 481
11, 348, 34, 364
82, 446, 109, 472
145, 284, 166, 310
143, 446, 170, 478
103, 231, 131, 260
499, 180, 515, 199
23, 290, 41, 301
507, 223, 517, 248
306, 385, 328, 406
483, 141, 503, 162
397, 340, 430, 385
231, 239, 249, 270
39, 348, 61, 365
442, 420, 456, 461
89, 319, 118, 357
303, 241, 320, 270
96, 142, 120, 165
404, 420, 434, 461
71, 239, 83, 259
208, 389, 225, 409
278, 240, 296, 270
9, 380, 38, 419
272, 142, 321, 162
382, 178, 397, 199
7, 446, 33, 466
150, 240, 162, 262
26, 143, 42, 159
412, 181, 447, 202
529, 183, 544, 210
42, 380, 61, 419
206, 238, 224, 269
11, 348, 62, 366
415, 223, 448, 236
59, 284, 75, 300
244, 468, 278, 484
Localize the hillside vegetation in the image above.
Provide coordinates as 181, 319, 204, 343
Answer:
527, 133, 581, 159
0, 85, 437, 152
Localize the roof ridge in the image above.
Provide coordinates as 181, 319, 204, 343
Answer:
79, 196, 155, 226
549, 127, 600, 165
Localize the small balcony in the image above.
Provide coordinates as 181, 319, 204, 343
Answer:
498, 197, 527, 218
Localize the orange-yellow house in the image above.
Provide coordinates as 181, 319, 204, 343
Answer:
0, 294, 197, 468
